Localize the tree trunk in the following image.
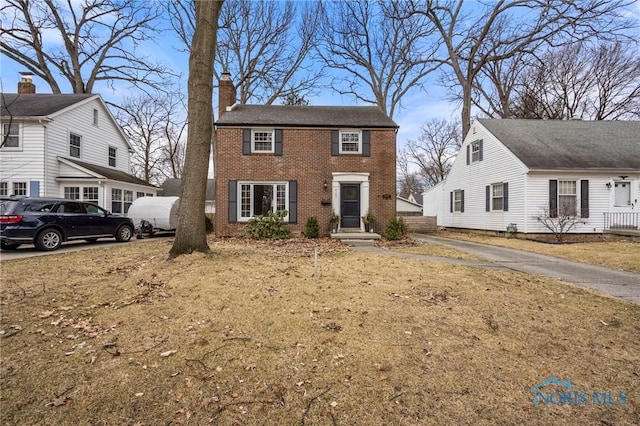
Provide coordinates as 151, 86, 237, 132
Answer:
461, 83, 472, 137
169, 0, 223, 259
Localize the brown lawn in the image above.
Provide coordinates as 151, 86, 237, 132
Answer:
434, 231, 640, 273
1, 237, 638, 425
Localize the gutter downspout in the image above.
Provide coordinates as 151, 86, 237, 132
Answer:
41, 120, 48, 197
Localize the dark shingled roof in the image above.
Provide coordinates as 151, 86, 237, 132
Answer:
1, 93, 95, 117
216, 104, 398, 128
160, 178, 215, 199
61, 157, 156, 188
478, 119, 640, 170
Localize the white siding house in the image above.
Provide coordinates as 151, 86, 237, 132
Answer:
423, 119, 640, 235
1, 82, 156, 211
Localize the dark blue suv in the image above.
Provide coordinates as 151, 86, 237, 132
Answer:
0, 197, 134, 251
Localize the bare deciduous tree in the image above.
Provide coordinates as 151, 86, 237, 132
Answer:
317, 0, 440, 118
534, 205, 587, 242
1, 0, 172, 94
411, 0, 637, 135
510, 42, 640, 120
113, 90, 187, 185
399, 119, 461, 190
167, 0, 322, 106
169, 0, 223, 259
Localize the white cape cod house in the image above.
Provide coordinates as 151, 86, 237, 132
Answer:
1, 77, 156, 213
423, 119, 640, 235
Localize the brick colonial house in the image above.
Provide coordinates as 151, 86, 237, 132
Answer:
214, 73, 398, 236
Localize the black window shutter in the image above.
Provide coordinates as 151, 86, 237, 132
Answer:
486, 185, 490, 212
242, 129, 251, 155
274, 129, 283, 156
450, 191, 453, 213
362, 130, 371, 157
549, 179, 558, 218
331, 130, 339, 156
460, 190, 465, 213
580, 180, 589, 218
228, 180, 237, 222
478, 140, 484, 162
288, 180, 297, 224
466, 145, 470, 165
503, 182, 509, 211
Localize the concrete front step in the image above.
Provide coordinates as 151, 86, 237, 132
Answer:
330, 231, 382, 240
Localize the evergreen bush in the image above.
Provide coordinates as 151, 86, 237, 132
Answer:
305, 216, 320, 238
244, 210, 291, 240
385, 217, 408, 240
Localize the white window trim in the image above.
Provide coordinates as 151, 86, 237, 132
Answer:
0, 182, 8, 196
491, 183, 504, 211
108, 146, 117, 167
237, 181, 289, 222
93, 108, 99, 126
251, 129, 275, 153
471, 141, 481, 163
1, 122, 21, 151
69, 132, 82, 158
339, 129, 362, 154
453, 190, 463, 212
558, 180, 577, 216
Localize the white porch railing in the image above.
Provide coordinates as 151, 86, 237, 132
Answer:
603, 212, 640, 230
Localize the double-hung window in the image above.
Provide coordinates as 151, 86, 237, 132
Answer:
471, 141, 481, 162
108, 147, 117, 167
558, 180, 577, 216
239, 182, 288, 221
111, 188, 123, 213
340, 130, 361, 154
70, 133, 81, 158
491, 183, 504, 211
252, 129, 274, 153
93, 108, 99, 126
0, 182, 7, 196
2, 123, 20, 148
124, 190, 133, 213
453, 190, 463, 212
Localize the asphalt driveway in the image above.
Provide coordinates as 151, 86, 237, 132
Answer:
357, 234, 640, 305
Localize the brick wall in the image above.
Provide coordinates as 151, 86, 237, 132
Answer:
214, 127, 396, 237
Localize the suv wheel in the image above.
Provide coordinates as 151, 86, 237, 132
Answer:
36, 228, 62, 251
115, 224, 133, 242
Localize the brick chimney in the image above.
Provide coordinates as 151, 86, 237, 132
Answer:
18, 72, 36, 94
218, 71, 236, 118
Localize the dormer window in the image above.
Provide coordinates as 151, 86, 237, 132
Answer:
251, 129, 274, 153
339, 130, 362, 154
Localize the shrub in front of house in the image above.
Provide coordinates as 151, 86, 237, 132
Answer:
385, 217, 408, 240
305, 216, 319, 238
205, 216, 214, 234
244, 210, 291, 240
